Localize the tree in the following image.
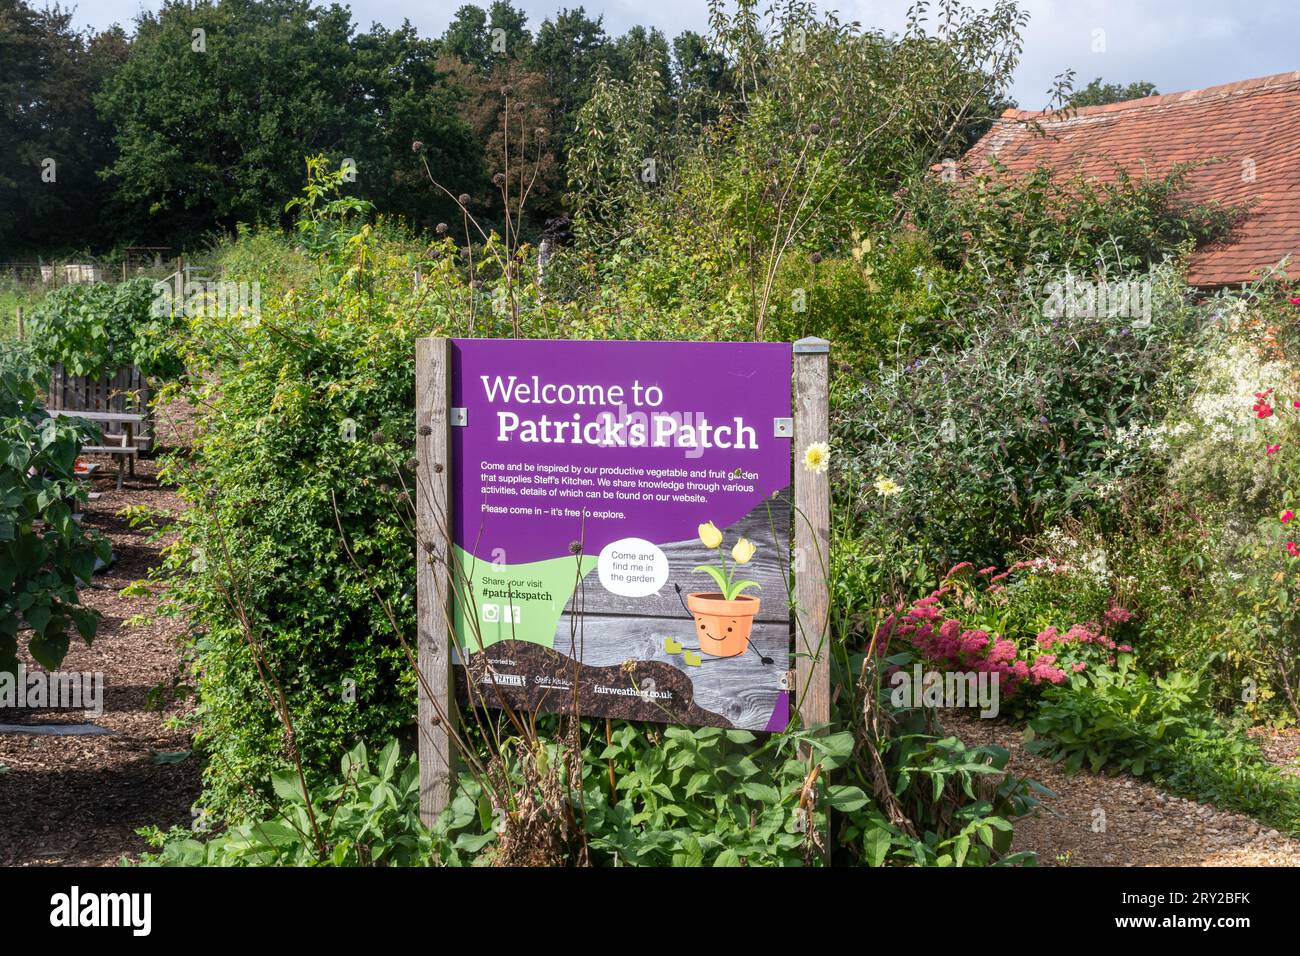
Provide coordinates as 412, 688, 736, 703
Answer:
439, 4, 490, 68
0, 0, 126, 253
439, 2, 531, 69
526, 7, 610, 147
487, 0, 531, 61
444, 58, 562, 230
348, 21, 479, 232
1069, 77, 1158, 108
672, 30, 730, 98
96, 0, 474, 246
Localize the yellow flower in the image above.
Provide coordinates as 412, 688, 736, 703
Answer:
731, 537, 757, 564
698, 521, 723, 549
802, 441, 830, 474
873, 474, 902, 497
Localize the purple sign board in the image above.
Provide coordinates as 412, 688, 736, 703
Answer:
449, 339, 794, 731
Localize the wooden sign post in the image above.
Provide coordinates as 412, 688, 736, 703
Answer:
792, 337, 831, 733
415, 337, 456, 825
414, 337, 831, 829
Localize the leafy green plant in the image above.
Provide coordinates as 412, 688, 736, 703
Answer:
1027, 669, 1213, 777
136, 739, 434, 866
0, 349, 109, 673
1027, 668, 1300, 833
25, 276, 183, 379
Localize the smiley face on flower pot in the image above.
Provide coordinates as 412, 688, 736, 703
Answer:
688, 522, 761, 658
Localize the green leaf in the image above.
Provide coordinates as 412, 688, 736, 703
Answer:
863, 826, 891, 866
725, 579, 761, 600
691, 564, 728, 593
271, 772, 307, 804
827, 785, 869, 811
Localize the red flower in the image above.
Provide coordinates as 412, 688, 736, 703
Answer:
1289, 297, 1300, 306
1254, 400, 1274, 419
1255, 389, 1274, 399
1287, 542, 1299, 558
1282, 510, 1294, 524
1268, 444, 1282, 455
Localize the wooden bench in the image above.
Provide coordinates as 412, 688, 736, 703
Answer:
49, 410, 146, 491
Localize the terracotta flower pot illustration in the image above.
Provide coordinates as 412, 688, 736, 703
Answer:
687, 591, 760, 657
687, 521, 762, 658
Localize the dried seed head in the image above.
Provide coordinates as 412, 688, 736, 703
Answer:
810, 251, 823, 264
411, 140, 423, 152
436, 222, 448, 236
569, 541, 583, 554
457, 193, 471, 206
493, 172, 506, 187
406, 457, 419, 470
418, 424, 432, 436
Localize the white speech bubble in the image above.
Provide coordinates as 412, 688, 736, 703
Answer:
597, 537, 668, 597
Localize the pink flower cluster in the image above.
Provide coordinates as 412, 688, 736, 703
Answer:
1103, 603, 1133, 626
880, 585, 1067, 696
878, 566, 1140, 697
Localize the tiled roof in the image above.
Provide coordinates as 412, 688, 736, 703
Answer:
959, 71, 1300, 287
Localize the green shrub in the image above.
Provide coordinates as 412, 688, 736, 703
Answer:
26, 276, 184, 379
1027, 669, 1300, 833
154, 272, 427, 818
833, 262, 1196, 598
1027, 669, 1215, 777
908, 162, 1242, 282
0, 348, 110, 673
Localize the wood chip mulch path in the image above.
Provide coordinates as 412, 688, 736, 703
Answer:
946, 713, 1300, 866
0, 410, 201, 866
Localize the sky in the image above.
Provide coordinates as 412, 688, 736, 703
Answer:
67, 0, 1299, 110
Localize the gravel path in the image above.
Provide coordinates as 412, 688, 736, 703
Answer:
0, 406, 200, 866
946, 713, 1300, 866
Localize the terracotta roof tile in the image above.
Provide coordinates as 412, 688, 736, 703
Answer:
960, 71, 1300, 287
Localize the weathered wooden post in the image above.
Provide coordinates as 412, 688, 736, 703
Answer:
792, 337, 831, 733
415, 337, 457, 826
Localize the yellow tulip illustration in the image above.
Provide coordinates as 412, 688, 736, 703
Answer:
698, 521, 723, 549
688, 519, 762, 659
